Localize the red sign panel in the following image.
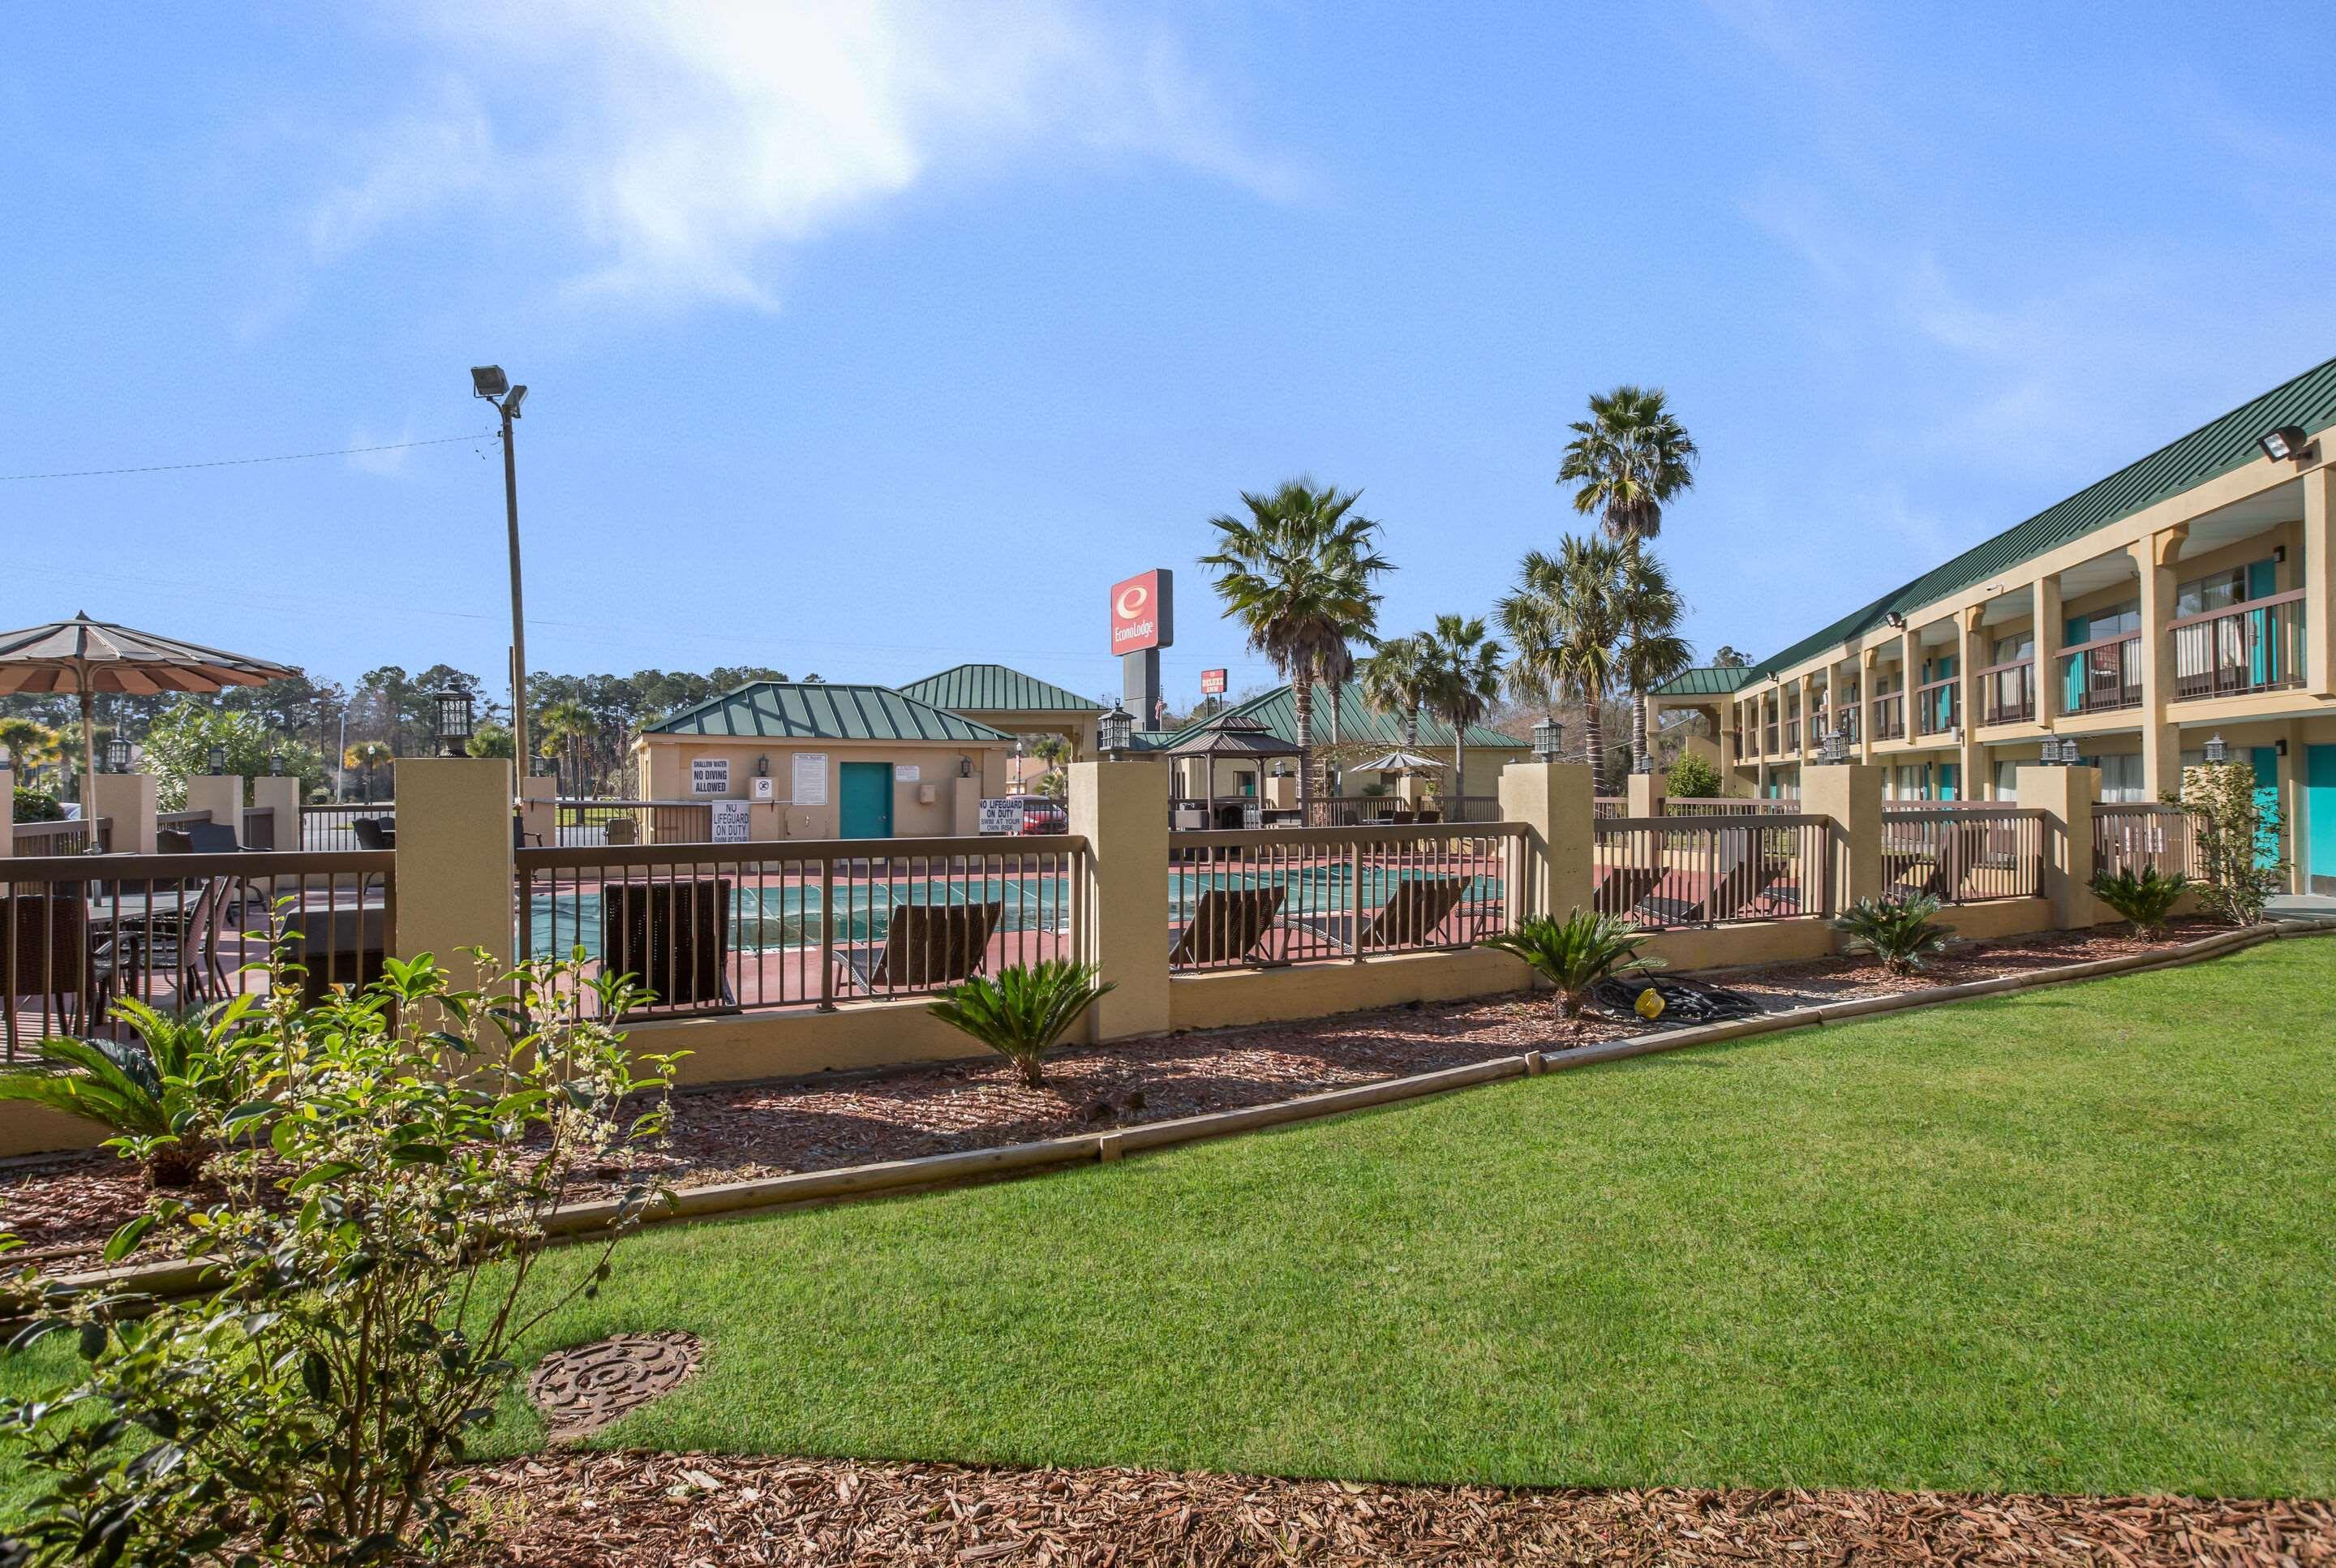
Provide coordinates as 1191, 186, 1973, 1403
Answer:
1109, 569, 1173, 654
1200, 668, 1227, 695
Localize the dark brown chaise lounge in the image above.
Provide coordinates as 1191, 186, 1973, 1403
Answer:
1170, 886, 1286, 966
839, 900, 1003, 994
1295, 875, 1475, 954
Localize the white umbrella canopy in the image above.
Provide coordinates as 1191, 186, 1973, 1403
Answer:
0, 613, 296, 844
1353, 749, 1443, 774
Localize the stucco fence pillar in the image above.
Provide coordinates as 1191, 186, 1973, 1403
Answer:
1067, 759, 1172, 1043
1496, 762, 1595, 922
392, 758, 516, 994
183, 774, 245, 844
2018, 763, 2104, 930
91, 773, 157, 857
1801, 763, 1883, 917
249, 775, 302, 852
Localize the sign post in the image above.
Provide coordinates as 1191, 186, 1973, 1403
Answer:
1110, 569, 1174, 735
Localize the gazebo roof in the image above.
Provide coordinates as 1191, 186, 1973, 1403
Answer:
1161, 714, 1305, 759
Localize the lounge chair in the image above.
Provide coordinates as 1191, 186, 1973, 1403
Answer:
1169, 886, 1286, 966
1592, 862, 1665, 919
350, 818, 395, 850
838, 900, 1003, 994
1293, 875, 1474, 955
1691, 857, 1788, 922
602, 878, 734, 1009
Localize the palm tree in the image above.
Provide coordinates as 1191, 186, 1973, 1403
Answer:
1617, 548, 1692, 772
1557, 385, 1698, 545
1498, 536, 1630, 784
1417, 615, 1503, 804
0, 718, 61, 792
1357, 634, 1432, 752
1201, 479, 1392, 806
536, 701, 597, 796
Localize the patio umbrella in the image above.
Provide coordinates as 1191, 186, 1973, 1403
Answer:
0, 613, 296, 848
1352, 749, 1443, 774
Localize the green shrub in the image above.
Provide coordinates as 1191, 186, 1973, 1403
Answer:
2090, 866, 2190, 937
0, 945, 681, 1566
0, 999, 260, 1187
2181, 763, 2285, 926
1666, 751, 1722, 799
11, 786, 64, 824
1832, 893, 1954, 975
1481, 909, 1663, 1018
929, 960, 1114, 1087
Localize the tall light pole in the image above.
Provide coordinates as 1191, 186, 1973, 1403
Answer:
471, 367, 530, 789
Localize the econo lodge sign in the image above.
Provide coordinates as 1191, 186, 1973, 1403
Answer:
1109, 569, 1174, 654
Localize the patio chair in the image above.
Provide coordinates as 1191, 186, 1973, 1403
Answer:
350, 818, 394, 850
1293, 875, 1474, 955
837, 900, 1003, 994
118, 875, 234, 1005
1169, 886, 1286, 966
602, 879, 734, 1009
1690, 856, 1788, 922
1591, 862, 1665, 918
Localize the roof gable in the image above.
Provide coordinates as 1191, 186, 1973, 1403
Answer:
896, 663, 1104, 714
1170, 684, 1527, 751
646, 682, 1012, 743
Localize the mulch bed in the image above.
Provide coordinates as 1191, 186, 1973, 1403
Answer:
0, 922, 2209, 1273
469, 1451, 2336, 1566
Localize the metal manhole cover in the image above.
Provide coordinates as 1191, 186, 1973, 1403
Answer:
528, 1331, 703, 1441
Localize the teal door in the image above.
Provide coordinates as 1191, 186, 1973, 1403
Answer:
2249, 746, 2281, 870
2308, 746, 2336, 896
1937, 763, 1959, 801
2063, 614, 2089, 709
839, 763, 893, 839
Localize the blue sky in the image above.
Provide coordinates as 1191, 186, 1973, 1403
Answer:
5, 2, 2330, 705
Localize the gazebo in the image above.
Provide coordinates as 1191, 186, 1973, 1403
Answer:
1163, 715, 1305, 830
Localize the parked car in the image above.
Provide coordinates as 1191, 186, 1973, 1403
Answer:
1007, 795, 1067, 835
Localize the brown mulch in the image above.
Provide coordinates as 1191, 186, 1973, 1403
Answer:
0, 924, 2205, 1273
468, 1451, 2336, 1566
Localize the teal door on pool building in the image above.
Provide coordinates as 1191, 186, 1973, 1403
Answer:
839, 762, 894, 840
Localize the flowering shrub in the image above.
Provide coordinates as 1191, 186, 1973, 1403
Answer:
2179, 763, 2285, 927
0, 945, 681, 1566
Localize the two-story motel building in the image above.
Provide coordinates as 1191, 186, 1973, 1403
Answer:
1649, 355, 2336, 896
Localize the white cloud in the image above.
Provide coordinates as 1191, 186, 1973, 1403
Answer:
311, 0, 1295, 309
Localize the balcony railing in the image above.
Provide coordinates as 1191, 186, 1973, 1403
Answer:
1871, 694, 1904, 741
1837, 707, 1860, 745
1913, 677, 1960, 737
1979, 659, 2035, 727
2171, 590, 2307, 702
1782, 719, 1801, 751
1764, 725, 1780, 754
2059, 634, 2141, 715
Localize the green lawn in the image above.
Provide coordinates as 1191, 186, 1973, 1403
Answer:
11, 939, 2336, 1500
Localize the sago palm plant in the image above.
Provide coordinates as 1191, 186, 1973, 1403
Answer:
1481, 909, 1662, 1019
2089, 866, 2190, 938
1831, 894, 1955, 976
928, 960, 1117, 1089
0, 997, 255, 1185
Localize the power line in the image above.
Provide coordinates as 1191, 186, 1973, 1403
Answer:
0, 432, 494, 482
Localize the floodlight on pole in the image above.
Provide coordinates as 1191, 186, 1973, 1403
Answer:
470, 363, 530, 795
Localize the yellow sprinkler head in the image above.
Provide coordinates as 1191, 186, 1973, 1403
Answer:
1634, 986, 1665, 1020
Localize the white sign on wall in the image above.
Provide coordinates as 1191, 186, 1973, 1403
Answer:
978, 797, 1021, 835
751, 775, 775, 801
711, 800, 752, 843
792, 752, 829, 806
895, 763, 921, 784
690, 758, 730, 796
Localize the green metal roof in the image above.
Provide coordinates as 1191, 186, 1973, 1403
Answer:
1167, 684, 1527, 751
1750, 354, 2336, 678
897, 663, 1104, 714
1650, 665, 1754, 698
646, 682, 1013, 743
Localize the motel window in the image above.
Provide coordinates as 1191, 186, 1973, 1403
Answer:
1991, 633, 2033, 665
2092, 753, 2145, 803
2175, 568, 2246, 619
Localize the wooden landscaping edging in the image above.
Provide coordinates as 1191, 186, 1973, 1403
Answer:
42, 918, 2336, 1308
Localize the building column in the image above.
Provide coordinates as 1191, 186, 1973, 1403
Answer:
1625, 768, 1664, 818
92, 773, 157, 856
2033, 573, 2064, 726
2133, 528, 2186, 800
2018, 763, 2102, 930
1797, 672, 1815, 757
1959, 605, 1986, 795
1067, 759, 1171, 1043
1857, 648, 1878, 761
1497, 761, 1594, 921
185, 775, 245, 844
2306, 463, 2336, 698
392, 757, 515, 993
